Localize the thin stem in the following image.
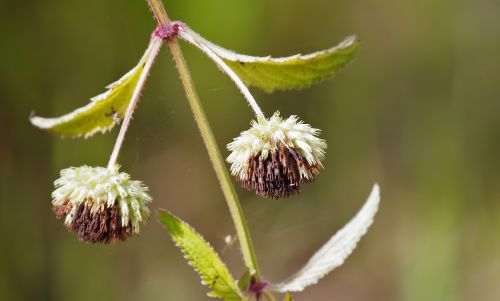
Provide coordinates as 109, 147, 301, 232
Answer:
178, 28, 265, 119
107, 36, 163, 169
147, 0, 263, 281
146, 0, 169, 28
148, 0, 260, 279
168, 39, 262, 279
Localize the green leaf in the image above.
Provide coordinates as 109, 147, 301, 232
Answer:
179, 27, 360, 93
158, 210, 245, 301
30, 39, 156, 138
222, 37, 359, 93
284, 292, 294, 301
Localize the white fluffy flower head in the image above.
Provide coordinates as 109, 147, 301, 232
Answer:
227, 112, 326, 198
52, 165, 151, 243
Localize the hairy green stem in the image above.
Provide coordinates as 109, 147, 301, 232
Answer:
168, 37, 261, 278
147, 0, 169, 28
146, 0, 262, 280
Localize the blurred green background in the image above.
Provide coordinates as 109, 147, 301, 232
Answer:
1, 0, 500, 300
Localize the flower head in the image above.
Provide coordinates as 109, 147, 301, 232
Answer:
227, 112, 326, 198
52, 165, 151, 244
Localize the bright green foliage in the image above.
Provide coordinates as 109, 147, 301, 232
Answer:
179, 28, 359, 93
29, 44, 154, 138
158, 210, 245, 301
285, 292, 294, 301
222, 36, 360, 93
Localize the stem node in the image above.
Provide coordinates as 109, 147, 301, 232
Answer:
154, 21, 182, 41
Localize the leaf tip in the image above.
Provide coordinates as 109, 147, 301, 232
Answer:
342, 35, 359, 47
369, 183, 381, 209
29, 113, 47, 129
156, 208, 168, 218
156, 209, 176, 228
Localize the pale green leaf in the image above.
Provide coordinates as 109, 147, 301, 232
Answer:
271, 184, 380, 292
30, 39, 156, 138
179, 26, 359, 93
158, 210, 245, 301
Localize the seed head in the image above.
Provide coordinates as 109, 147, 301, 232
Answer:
227, 112, 326, 199
51, 165, 151, 244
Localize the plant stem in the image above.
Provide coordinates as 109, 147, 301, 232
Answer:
178, 27, 265, 119
146, 0, 262, 279
108, 36, 163, 169
169, 38, 262, 279
147, 0, 169, 28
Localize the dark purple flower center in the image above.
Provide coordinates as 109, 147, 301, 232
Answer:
54, 200, 133, 244
239, 145, 321, 199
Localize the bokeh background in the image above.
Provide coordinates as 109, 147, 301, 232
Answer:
1, 0, 500, 300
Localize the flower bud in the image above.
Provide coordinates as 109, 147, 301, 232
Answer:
227, 112, 326, 199
51, 165, 151, 244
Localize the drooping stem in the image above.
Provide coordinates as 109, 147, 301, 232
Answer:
107, 36, 163, 169
146, 0, 262, 279
178, 27, 265, 119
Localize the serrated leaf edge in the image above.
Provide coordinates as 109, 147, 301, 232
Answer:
158, 210, 245, 300
179, 25, 358, 64
29, 40, 154, 138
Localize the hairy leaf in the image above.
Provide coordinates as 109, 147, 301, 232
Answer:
30, 39, 157, 138
179, 26, 359, 93
158, 210, 244, 301
271, 184, 380, 292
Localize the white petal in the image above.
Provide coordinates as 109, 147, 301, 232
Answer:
119, 199, 130, 227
